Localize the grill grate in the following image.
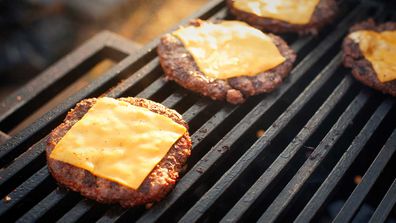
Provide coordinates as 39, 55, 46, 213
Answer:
0, 0, 395, 222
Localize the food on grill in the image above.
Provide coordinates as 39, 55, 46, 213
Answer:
46, 97, 192, 207
343, 19, 396, 97
157, 20, 296, 104
227, 0, 338, 35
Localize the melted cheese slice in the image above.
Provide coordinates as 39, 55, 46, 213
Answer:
172, 21, 285, 79
50, 97, 187, 189
349, 30, 396, 83
233, 0, 320, 25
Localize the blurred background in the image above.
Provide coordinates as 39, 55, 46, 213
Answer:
0, 0, 208, 100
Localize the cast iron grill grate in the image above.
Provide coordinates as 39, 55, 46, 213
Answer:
0, 0, 395, 222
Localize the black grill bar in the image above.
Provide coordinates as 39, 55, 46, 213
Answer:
333, 128, 396, 222
0, 138, 47, 190
56, 200, 96, 223
205, 58, 353, 223
0, 31, 134, 129
369, 178, 396, 223
257, 90, 370, 222
17, 189, 66, 222
0, 167, 48, 216
0, 0, 395, 222
295, 98, 394, 222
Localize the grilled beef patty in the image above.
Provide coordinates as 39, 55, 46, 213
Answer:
343, 19, 396, 97
227, 0, 338, 35
157, 20, 296, 104
46, 97, 192, 208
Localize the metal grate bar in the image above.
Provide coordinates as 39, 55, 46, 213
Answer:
0, 167, 49, 216
95, 206, 127, 223
0, 31, 133, 127
368, 178, 396, 223
105, 59, 160, 98
161, 90, 188, 108
333, 129, 396, 223
258, 90, 371, 223
181, 98, 211, 123
179, 53, 346, 222
295, 98, 395, 222
134, 77, 168, 99
221, 73, 354, 223
0, 138, 47, 188
16, 189, 68, 222
56, 200, 96, 223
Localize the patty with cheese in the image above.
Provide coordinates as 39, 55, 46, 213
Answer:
343, 19, 396, 97
157, 20, 296, 104
46, 97, 192, 207
227, 0, 338, 35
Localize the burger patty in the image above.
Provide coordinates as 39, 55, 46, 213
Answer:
157, 20, 296, 104
343, 19, 396, 97
46, 97, 192, 208
227, 0, 338, 35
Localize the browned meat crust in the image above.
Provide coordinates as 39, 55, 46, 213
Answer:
46, 97, 192, 208
343, 19, 396, 97
157, 20, 296, 104
227, 0, 338, 35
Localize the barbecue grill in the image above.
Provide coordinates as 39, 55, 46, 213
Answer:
0, 0, 395, 222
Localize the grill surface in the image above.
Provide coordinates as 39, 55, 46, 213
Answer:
0, 0, 395, 222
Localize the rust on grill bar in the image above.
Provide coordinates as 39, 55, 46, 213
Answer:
0, 0, 395, 222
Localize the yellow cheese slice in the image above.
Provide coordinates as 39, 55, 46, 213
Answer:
172, 20, 285, 80
50, 97, 187, 189
233, 0, 321, 25
349, 30, 396, 83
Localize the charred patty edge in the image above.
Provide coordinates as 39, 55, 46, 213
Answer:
46, 97, 192, 207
